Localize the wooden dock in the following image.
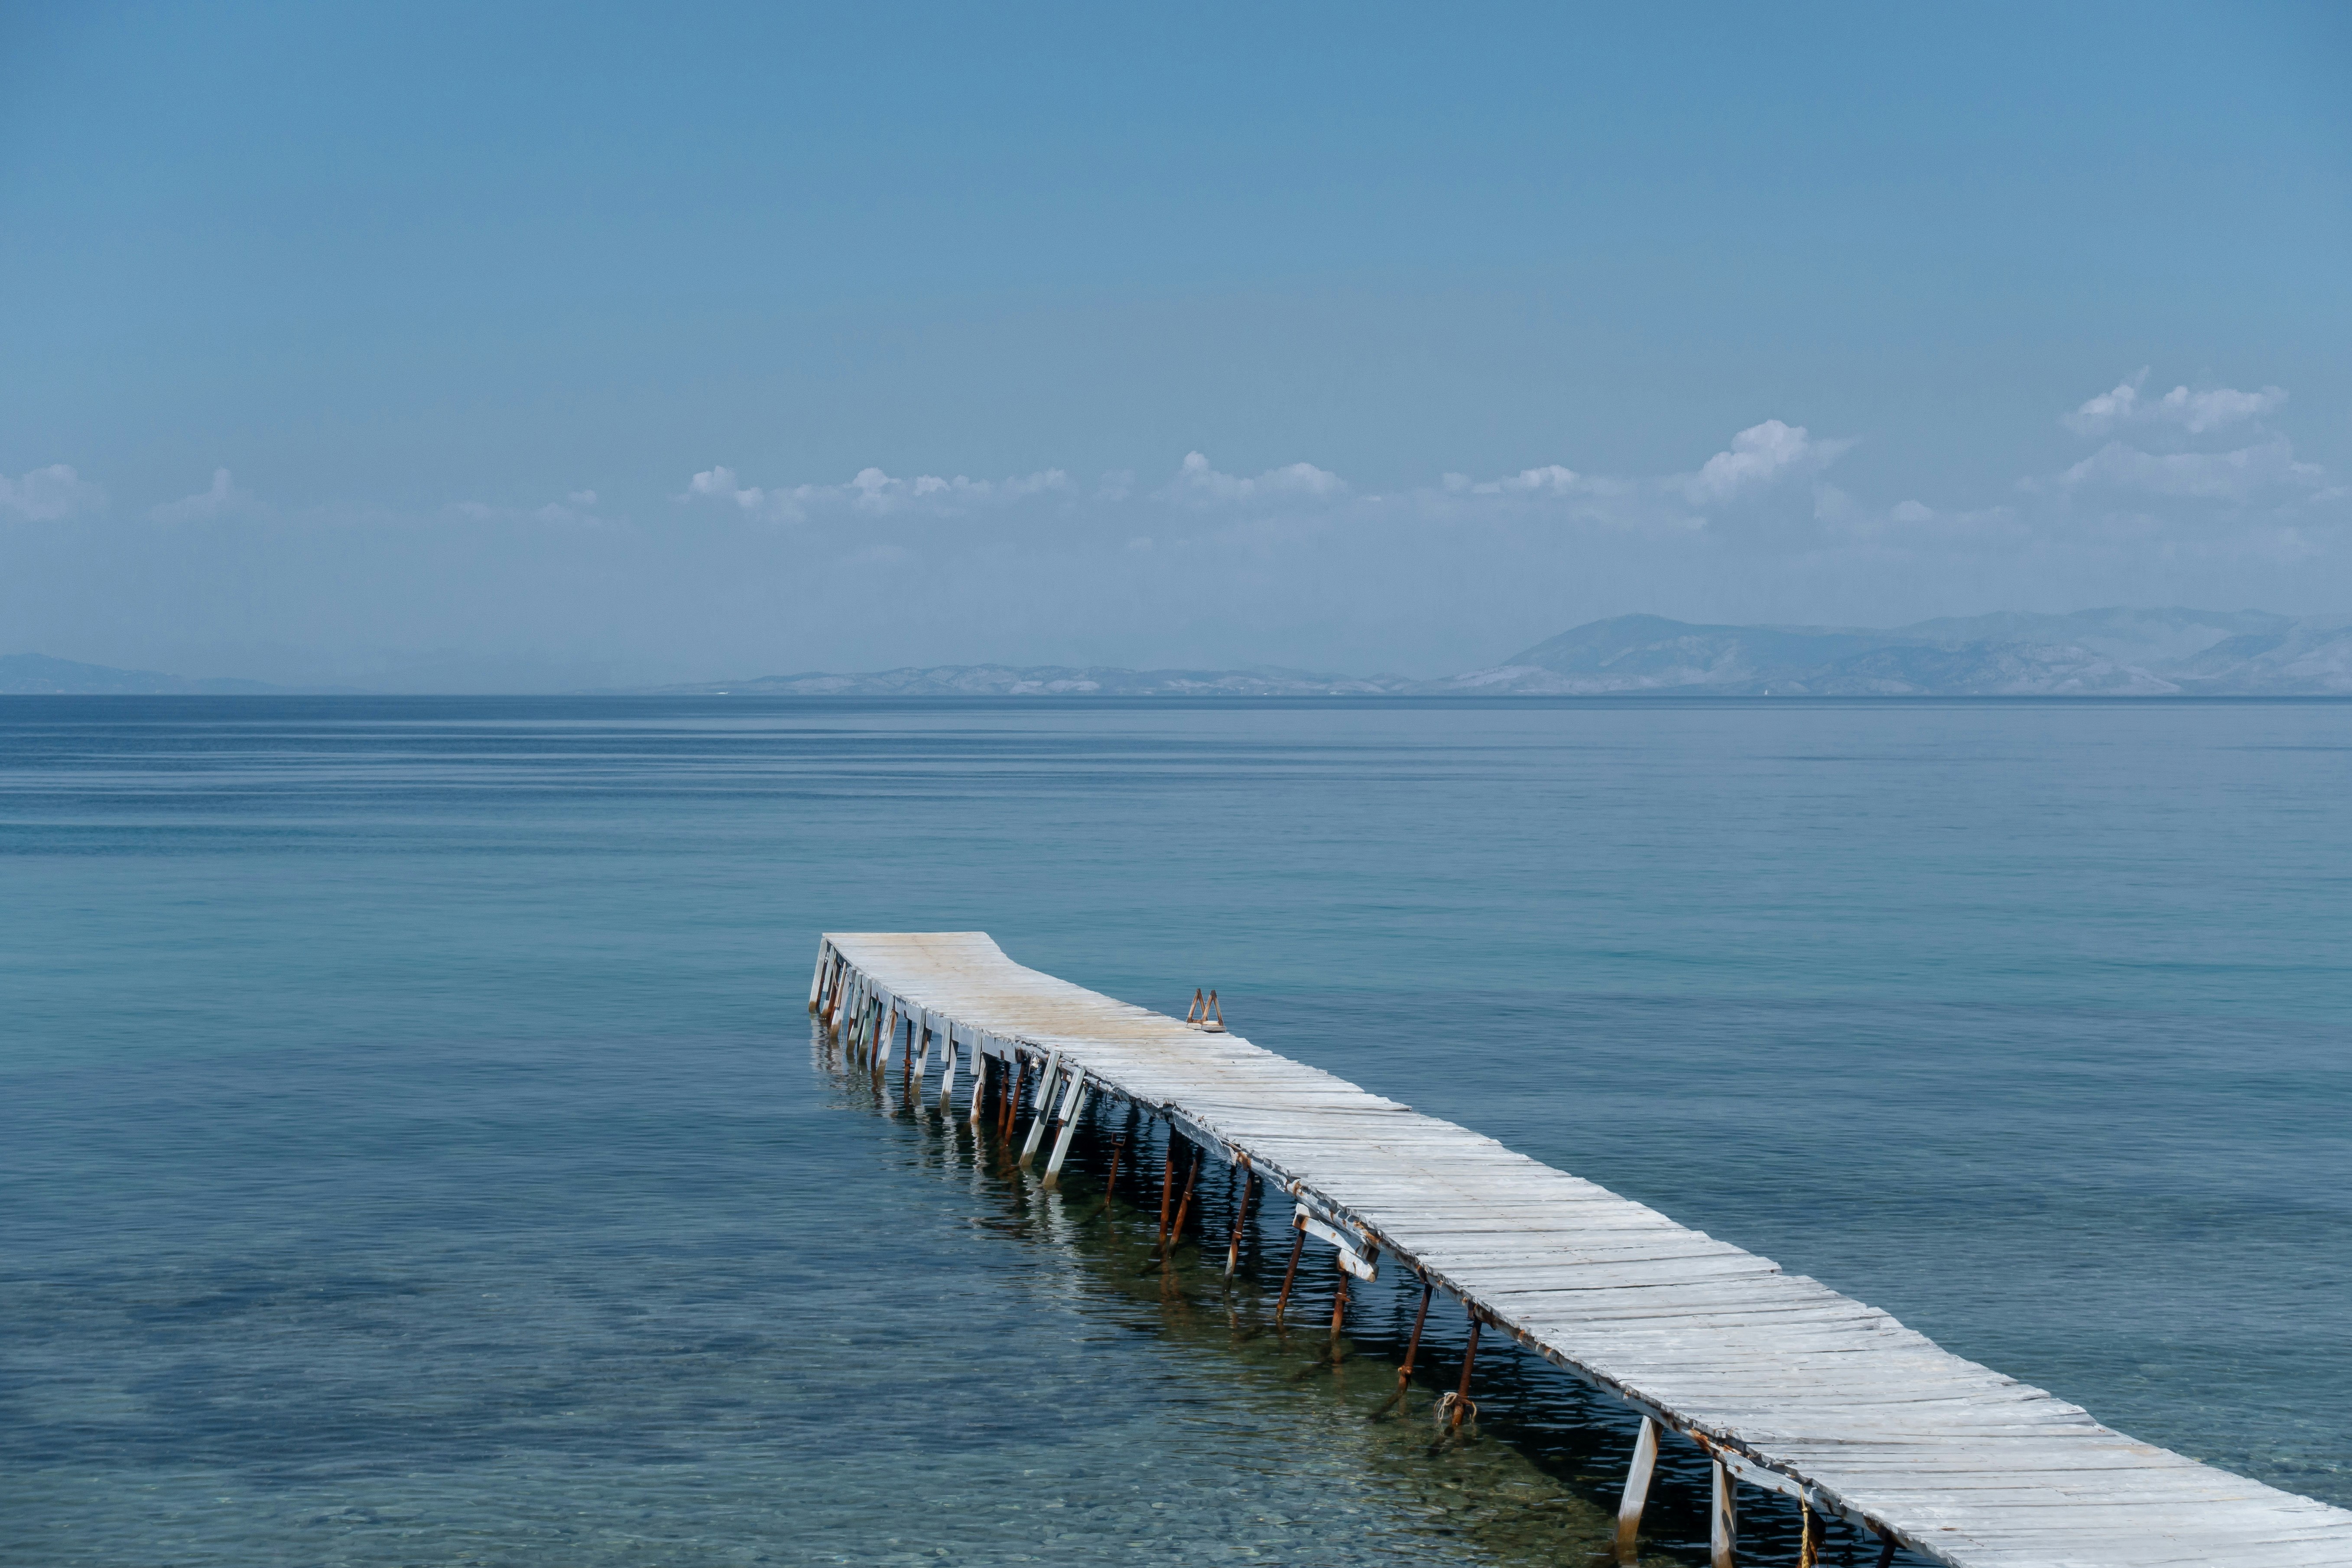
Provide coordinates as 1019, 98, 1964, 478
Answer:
811, 931, 2352, 1568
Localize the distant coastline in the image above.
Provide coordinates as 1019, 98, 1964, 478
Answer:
13, 607, 2352, 697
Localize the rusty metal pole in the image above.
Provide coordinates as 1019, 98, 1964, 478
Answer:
1155, 1143, 1178, 1250
999, 1057, 1026, 1139
1273, 1213, 1306, 1324
1092, 1136, 1126, 1219
1449, 1314, 1482, 1429
1224, 1161, 1253, 1276
1328, 1251, 1351, 1337
1873, 1532, 1897, 1568
1164, 1155, 1201, 1260
1397, 1277, 1433, 1391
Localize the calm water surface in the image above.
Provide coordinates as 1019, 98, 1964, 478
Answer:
4, 697, 2348, 1566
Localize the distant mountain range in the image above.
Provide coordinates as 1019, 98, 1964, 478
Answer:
12, 608, 2352, 696
645, 608, 2352, 697
1431, 608, 2352, 695
637, 664, 1413, 697
0, 653, 295, 695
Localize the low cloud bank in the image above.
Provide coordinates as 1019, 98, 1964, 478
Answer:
3, 376, 2344, 688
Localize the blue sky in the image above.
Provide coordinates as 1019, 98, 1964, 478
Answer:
3, 2, 2348, 686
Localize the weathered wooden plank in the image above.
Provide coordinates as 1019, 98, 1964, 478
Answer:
816, 933, 2352, 1568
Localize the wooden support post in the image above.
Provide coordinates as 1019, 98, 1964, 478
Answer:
1614, 1416, 1658, 1565
1224, 1160, 1253, 1276
1041, 1076, 1088, 1185
1709, 1456, 1736, 1568
1018, 1049, 1062, 1166
1273, 1213, 1307, 1323
939, 1028, 959, 1109
910, 1020, 928, 1088
809, 945, 829, 1011
1449, 1314, 1481, 1429
877, 1004, 898, 1068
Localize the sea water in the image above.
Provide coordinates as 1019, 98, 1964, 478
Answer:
3, 696, 2347, 1565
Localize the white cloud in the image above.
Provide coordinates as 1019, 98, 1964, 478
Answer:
1856, 497, 2028, 542
149, 468, 245, 523
2063, 370, 2151, 435
838, 465, 1071, 513
1448, 464, 1585, 497
680, 463, 1070, 521
2064, 371, 2287, 435
2058, 436, 2327, 503
1680, 420, 1853, 504
451, 486, 611, 527
2157, 383, 2288, 434
683, 465, 769, 512
0, 463, 107, 521
1161, 451, 1348, 505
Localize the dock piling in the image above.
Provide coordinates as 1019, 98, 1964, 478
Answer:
810, 932, 2352, 1568
1041, 1074, 1087, 1185
1018, 1050, 1062, 1166
1711, 1456, 1738, 1568
1444, 1314, 1481, 1431
1273, 1213, 1306, 1324
1374, 1277, 1435, 1419
1225, 1160, 1253, 1276
1614, 1415, 1658, 1565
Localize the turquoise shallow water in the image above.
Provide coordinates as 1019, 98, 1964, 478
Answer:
3, 696, 2348, 1565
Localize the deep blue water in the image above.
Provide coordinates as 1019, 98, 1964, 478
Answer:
3, 696, 2348, 1566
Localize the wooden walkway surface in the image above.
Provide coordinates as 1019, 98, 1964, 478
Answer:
812, 931, 2352, 1568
